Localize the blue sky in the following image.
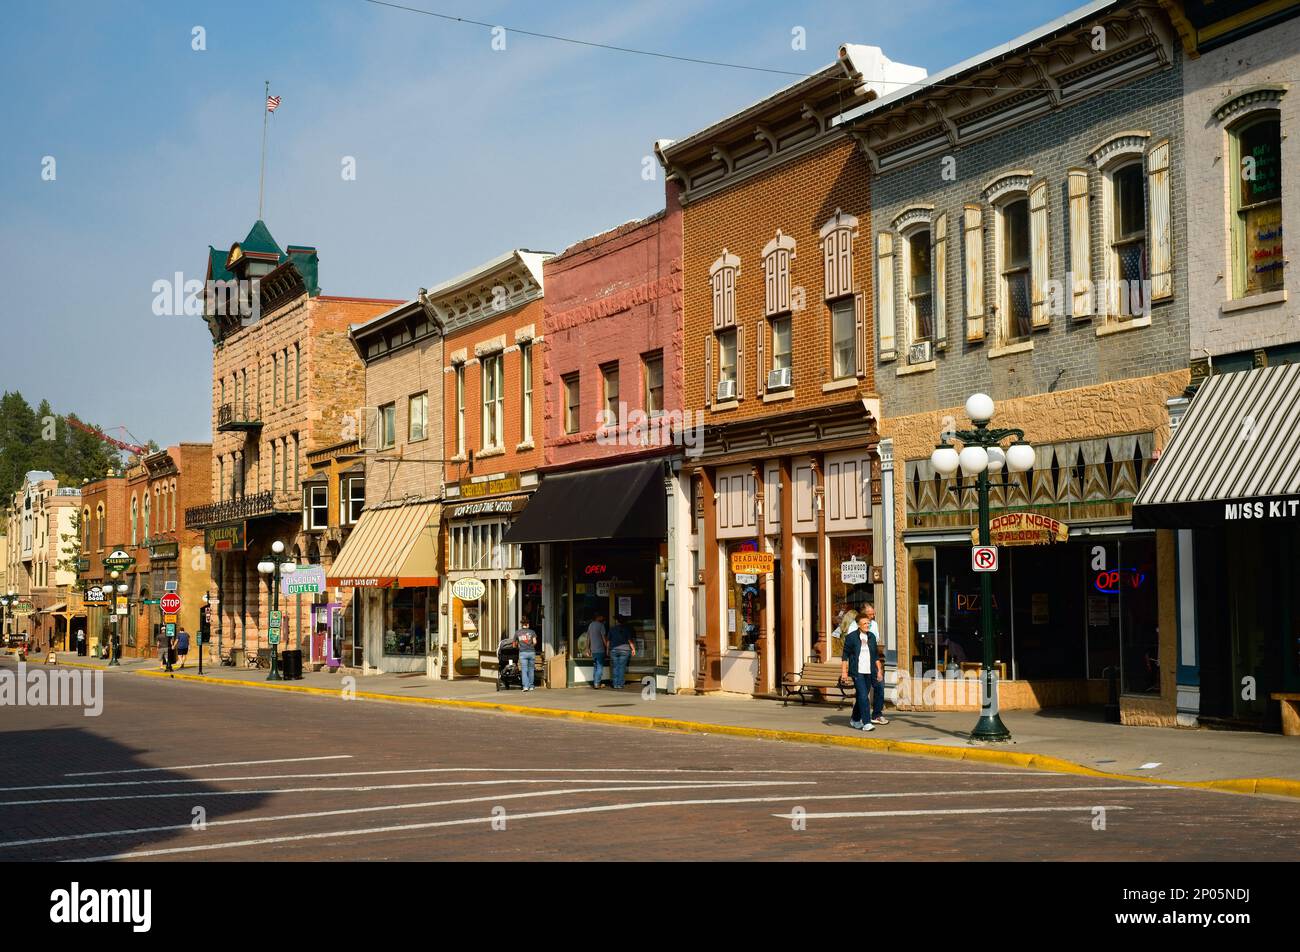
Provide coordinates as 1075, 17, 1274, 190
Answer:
0, 0, 1083, 447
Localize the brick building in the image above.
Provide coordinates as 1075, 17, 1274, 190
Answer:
4, 471, 81, 650
658, 45, 923, 696
845, 0, 1191, 724
330, 297, 445, 676
1130, 1, 1300, 732
189, 220, 402, 664
503, 192, 691, 690
299, 438, 365, 669
76, 472, 128, 656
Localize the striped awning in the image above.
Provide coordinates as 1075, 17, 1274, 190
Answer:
1133, 364, 1300, 528
326, 502, 440, 588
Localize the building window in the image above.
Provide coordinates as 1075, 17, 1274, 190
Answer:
455, 365, 466, 456
520, 342, 533, 444
272, 352, 279, 407
770, 315, 792, 374
563, 373, 581, 434
342, 476, 365, 525
293, 434, 300, 490
830, 298, 856, 379
303, 485, 329, 531
143, 493, 151, 541
643, 350, 664, 417
998, 196, 1032, 344
710, 251, 740, 329
1232, 114, 1283, 298
1109, 161, 1148, 316
284, 348, 291, 403
600, 361, 620, 426
379, 402, 396, 450
271, 441, 279, 492
906, 228, 933, 344
763, 231, 796, 316
409, 391, 428, 443
294, 343, 301, 400
481, 353, 503, 450
821, 210, 858, 299
96, 505, 105, 550
281, 438, 290, 495
718, 328, 737, 386
130, 496, 138, 546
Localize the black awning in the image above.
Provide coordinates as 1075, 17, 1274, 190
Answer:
503, 459, 667, 544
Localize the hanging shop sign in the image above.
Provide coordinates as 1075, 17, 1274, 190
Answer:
82, 586, 111, 607
204, 523, 246, 553
840, 558, 870, 584
281, 565, 326, 597
451, 577, 486, 602
149, 541, 179, 560
103, 549, 135, 572
970, 512, 1069, 546
10, 600, 36, 616
447, 496, 530, 519
730, 551, 775, 574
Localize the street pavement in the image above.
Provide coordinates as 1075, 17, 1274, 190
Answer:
2, 655, 1299, 861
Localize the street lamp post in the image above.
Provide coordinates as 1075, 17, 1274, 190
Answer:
257, 540, 295, 683
0, 592, 11, 645
930, 393, 1036, 743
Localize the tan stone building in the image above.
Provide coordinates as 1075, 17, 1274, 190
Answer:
4, 471, 81, 650
190, 220, 402, 663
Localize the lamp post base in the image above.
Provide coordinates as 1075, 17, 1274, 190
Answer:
970, 713, 1012, 742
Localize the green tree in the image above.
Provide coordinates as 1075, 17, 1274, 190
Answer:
0, 391, 39, 499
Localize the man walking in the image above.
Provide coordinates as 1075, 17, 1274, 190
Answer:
586, 611, 609, 689
75, 629, 85, 657
176, 628, 190, 669
838, 610, 877, 731
509, 617, 540, 691
863, 604, 889, 726
607, 615, 636, 690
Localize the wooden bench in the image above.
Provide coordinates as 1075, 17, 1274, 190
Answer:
782, 659, 856, 707
1271, 693, 1300, 736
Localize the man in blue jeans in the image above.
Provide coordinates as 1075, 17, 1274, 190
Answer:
607, 615, 635, 689
838, 610, 878, 731
586, 612, 609, 689
508, 618, 540, 691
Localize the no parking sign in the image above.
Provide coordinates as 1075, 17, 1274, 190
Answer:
971, 545, 999, 573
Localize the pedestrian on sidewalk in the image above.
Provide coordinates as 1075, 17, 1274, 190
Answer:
158, 627, 173, 673
863, 604, 888, 726
608, 615, 636, 689
839, 611, 876, 731
176, 628, 190, 669
507, 617, 540, 691
75, 629, 85, 656
586, 611, 609, 689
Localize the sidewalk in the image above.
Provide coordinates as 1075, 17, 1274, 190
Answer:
40, 649, 1300, 796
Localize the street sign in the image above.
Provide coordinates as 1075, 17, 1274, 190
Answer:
142, 598, 161, 605
165, 623, 176, 637
164, 613, 178, 625
115, 596, 129, 616
160, 592, 181, 614
972, 545, 999, 573
270, 610, 282, 626
269, 627, 281, 646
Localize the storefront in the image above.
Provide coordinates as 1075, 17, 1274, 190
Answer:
443, 494, 539, 681
500, 458, 672, 688
1134, 364, 1300, 731
327, 501, 441, 676
899, 430, 1175, 712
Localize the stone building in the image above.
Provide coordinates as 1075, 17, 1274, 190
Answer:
5, 471, 81, 650
503, 190, 690, 690
844, 0, 1190, 723
189, 220, 402, 663
1132, 1, 1300, 732
658, 45, 924, 696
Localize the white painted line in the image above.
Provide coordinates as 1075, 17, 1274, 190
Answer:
0, 782, 812, 849
1138, 762, 1162, 770
64, 755, 354, 777
771, 806, 1134, 819
0, 777, 814, 807
72, 791, 1158, 862
2, 765, 1057, 793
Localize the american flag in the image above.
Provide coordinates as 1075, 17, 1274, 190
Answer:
266, 95, 281, 113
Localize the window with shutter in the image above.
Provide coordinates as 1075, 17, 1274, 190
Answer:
934, 213, 948, 349
854, 293, 866, 378
710, 251, 741, 328
876, 232, 895, 360
762, 231, 796, 316
735, 325, 746, 400
963, 205, 985, 341
1147, 140, 1172, 301
820, 210, 859, 300
1029, 180, 1050, 329
1068, 170, 1092, 318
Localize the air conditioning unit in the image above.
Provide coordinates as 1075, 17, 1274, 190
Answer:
767, 367, 792, 391
715, 379, 737, 402
909, 340, 933, 364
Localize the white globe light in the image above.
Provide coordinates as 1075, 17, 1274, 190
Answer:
271, 540, 285, 555
280, 562, 297, 574
257, 560, 275, 575
1006, 442, 1036, 473
959, 446, 989, 476
965, 393, 995, 423
930, 446, 960, 477
987, 446, 1006, 474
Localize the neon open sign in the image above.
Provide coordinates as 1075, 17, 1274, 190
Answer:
1094, 568, 1147, 595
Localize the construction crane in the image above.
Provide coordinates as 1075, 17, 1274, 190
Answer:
65, 417, 149, 457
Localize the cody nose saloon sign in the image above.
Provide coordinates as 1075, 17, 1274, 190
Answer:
970, 512, 1069, 546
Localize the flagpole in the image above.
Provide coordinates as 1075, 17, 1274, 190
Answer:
258, 80, 270, 220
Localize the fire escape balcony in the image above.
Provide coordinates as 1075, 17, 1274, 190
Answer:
217, 402, 264, 432
186, 491, 293, 529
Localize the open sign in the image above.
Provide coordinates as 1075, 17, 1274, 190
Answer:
1093, 568, 1147, 594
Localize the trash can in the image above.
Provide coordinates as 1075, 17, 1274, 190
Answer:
282, 649, 303, 680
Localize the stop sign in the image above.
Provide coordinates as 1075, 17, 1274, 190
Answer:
160, 592, 181, 614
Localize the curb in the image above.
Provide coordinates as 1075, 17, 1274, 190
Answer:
132, 668, 1300, 800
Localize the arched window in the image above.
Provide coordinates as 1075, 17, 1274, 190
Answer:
143, 493, 151, 542
130, 495, 138, 546
1231, 112, 1282, 298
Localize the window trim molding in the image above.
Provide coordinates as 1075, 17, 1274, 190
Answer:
1089, 130, 1152, 168
982, 170, 1034, 205
1213, 85, 1287, 126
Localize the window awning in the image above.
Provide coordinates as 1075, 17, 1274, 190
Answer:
40, 603, 67, 614
326, 501, 441, 587
1133, 364, 1300, 529
503, 459, 667, 544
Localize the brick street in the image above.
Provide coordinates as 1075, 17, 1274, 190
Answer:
3, 659, 1298, 862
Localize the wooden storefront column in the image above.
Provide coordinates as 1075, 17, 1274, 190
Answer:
779, 457, 796, 679
698, 466, 721, 692
752, 463, 768, 697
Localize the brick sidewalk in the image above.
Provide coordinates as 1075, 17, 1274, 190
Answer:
37, 649, 1300, 791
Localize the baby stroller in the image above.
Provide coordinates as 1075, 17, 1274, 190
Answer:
496, 642, 524, 691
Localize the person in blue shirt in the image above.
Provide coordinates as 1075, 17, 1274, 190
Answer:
863, 604, 889, 725
838, 609, 881, 731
